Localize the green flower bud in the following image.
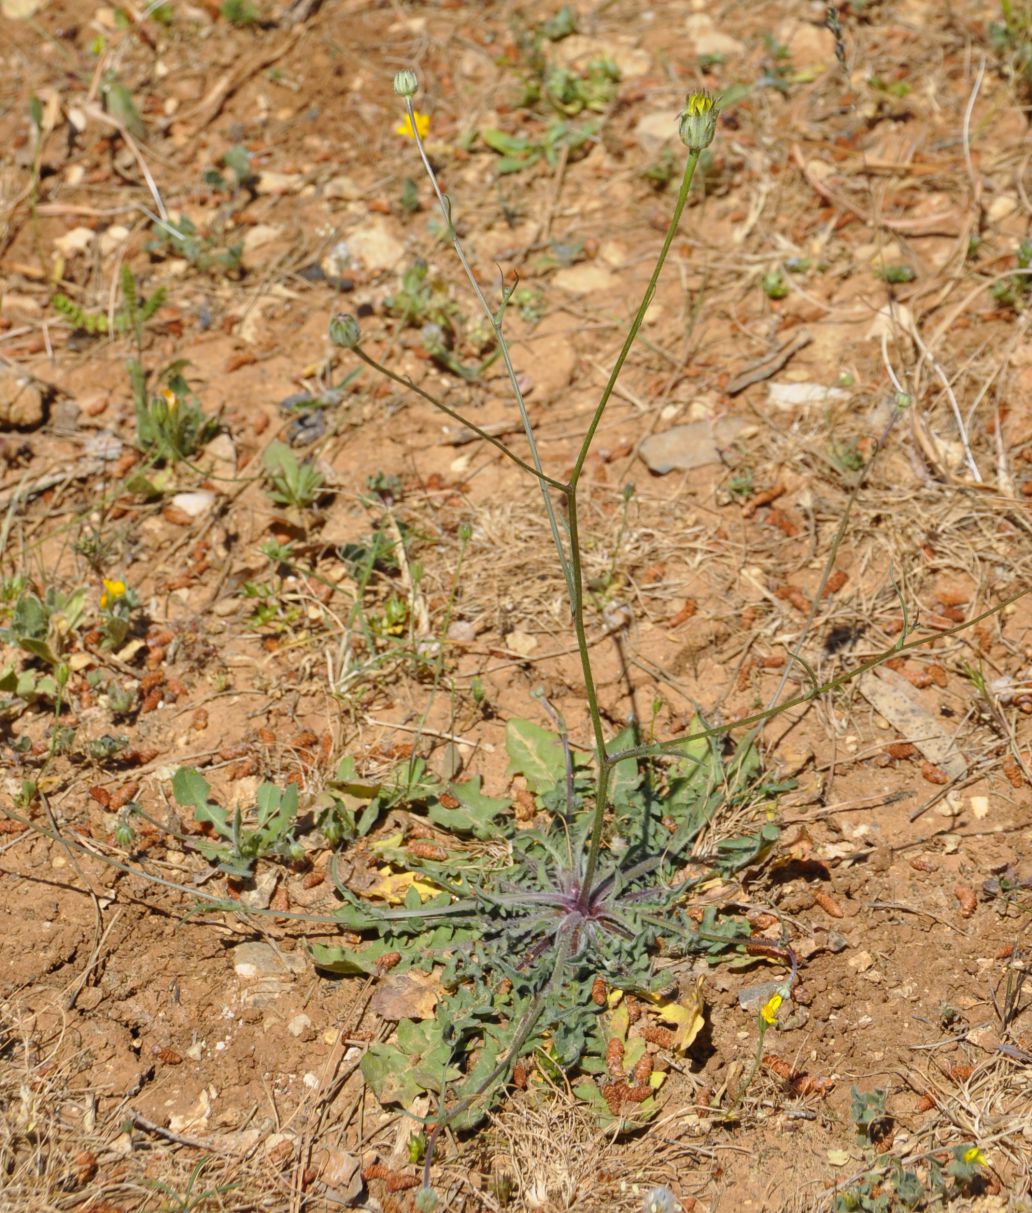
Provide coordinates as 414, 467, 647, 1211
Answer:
329, 312, 361, 349
394, 70, 419, 99
678, 91, 718, 152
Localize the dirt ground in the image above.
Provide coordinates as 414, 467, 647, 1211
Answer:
2, 0, 1032, 1210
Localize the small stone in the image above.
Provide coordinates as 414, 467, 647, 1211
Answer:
685, 13, 745, 57
287, 1013, 312, 1038
506, 630, 538, 656
0, 367, 45, 430
634, 110, 678, 154
316, 1148, 362, 1200
233, 941, 306, 979
638, 416, 749, 474
168, 489, 215, 519
53, 226, 95, 256
241, 223, 283, 269
346, 221, 405, 272
767, 382, 851, 411
553, 263, 613, 294
205, 432, 237, 475
255, 170, 305, 195
99, 224, 130, 256
324, 174, 361, 200
446, 619, 480, 644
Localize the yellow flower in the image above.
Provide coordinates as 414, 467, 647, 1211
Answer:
100, 578, 126, 609
679, 90, 718, 152
161, 386, 178, 413
395, 110, 430, 140
760, 993, 783, 1025
962, 1146, 987, 1167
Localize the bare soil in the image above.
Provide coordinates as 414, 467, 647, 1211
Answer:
2, 2, 1032, 1211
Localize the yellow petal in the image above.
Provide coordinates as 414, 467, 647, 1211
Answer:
760, 992, 783, 1024
653, 975, 706, 1053
366, 867, 438, 905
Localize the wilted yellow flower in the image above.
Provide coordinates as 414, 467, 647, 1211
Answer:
760, 993, 782, 1025
395, 110, 430, 140
100, 578, 126, 609
161, 386, 178, 413
962, 1146, 987, 1167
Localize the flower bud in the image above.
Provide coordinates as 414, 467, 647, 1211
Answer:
329, 312, 361, 349
678, 91, 718, 152
394, 70, 419, 99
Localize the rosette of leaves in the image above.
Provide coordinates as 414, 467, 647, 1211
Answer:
312, 714, 787, 1133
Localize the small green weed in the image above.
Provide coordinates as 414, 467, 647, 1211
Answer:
52, 268, 165, 337
990, 1, 1032, 95
130, 361, 219, 466
875, 264, 916, 284
991, 238, 1032, 309
0, 584, 86, 668
762, 270, 789, 299
172, 767, 303, 878
262, 441, 326, 510
481, 118, 599, 175
220, 0, 260, 27
149, 214, 243, 277
141, 1156, 240, 1213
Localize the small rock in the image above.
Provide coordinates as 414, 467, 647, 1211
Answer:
685, 13, 745, 57
99, 224, 130, 256
241, 223, 283, 269
205, 431, 237, 474
324, 174, 361, 201
553, 263, 613, 294
848, 950, 874, 973
506, 630, 538, 656
168, 489, 215, 519
767, 382, 851, 411
287, 1013, 313, 1038
550, 34, 651, 79
0, 367, 45, 430
638, 416, 749, 474
233, 941, 305, 979
634, 110, 678, 154
233, 941, 305, 1009
316, 1148, 362, 1201
346, 221, 405, 272
255, 170, 305, 195
447, 619, 480, 644
53, 225, 95, 256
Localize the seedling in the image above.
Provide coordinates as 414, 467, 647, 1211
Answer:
0, 584, 86, 668
850, 1087, 891, 1143
991, 238, 1032, 309
262, 440, 326, 510
148, 213, 244, 277
481, 117, 599, 174
52, 268, 165, 337
172, 767, 302, 878
130, 362, 219, 466
761, 270, 789, 299
875, 264, 917, 284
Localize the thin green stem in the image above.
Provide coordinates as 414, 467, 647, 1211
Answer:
567, 493, 610, 899
572, 150, 702, 899
351, 345, 566, 491
570, 150, 701, 489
